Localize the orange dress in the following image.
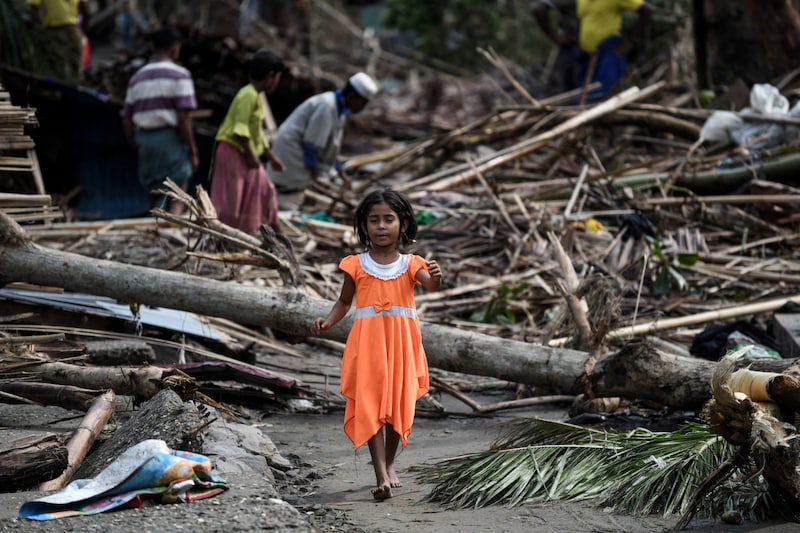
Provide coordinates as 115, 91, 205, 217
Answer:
339, 252, 430, 450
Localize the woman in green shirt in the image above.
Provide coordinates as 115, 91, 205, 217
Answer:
210, 49, 285, 234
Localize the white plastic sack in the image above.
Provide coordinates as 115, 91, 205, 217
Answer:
749, 83, 789, 115
699, 111, 743, 143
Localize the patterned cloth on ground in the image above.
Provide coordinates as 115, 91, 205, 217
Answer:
19, 439, 227, 521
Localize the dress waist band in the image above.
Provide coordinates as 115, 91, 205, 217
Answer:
354, 305, 416, 320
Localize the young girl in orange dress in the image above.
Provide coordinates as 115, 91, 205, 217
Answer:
311, 189, 442, 501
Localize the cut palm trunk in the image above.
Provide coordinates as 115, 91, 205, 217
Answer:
679, 348, 800, 529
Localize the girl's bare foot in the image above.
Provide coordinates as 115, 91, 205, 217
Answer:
371, 484, 393, 501
387, 466, 402, 488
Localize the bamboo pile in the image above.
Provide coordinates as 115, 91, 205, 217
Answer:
0, 85, 58, 221
277, 73, 800, 359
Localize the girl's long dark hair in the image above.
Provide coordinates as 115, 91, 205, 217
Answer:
354, 189, 418, 247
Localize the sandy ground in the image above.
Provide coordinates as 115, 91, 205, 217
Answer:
267, 400, 795, 533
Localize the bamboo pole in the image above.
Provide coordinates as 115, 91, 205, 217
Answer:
550, 294, 800, 346
644, 194, 800, 206
0, 193, 52, 206
0, 382, 102, 411
478, 47, 540, 108
39, 389, 115, 491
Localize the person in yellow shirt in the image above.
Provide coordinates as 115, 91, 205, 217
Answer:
28, 0, 90, 82
575, 0, 652, 102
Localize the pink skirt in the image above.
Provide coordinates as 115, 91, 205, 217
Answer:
209, 141, 279, 234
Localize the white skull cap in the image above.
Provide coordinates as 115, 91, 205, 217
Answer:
348, 72, 378, 100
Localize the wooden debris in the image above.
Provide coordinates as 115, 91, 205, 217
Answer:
0, 86, 46, 197
0, 433, 67, 492
73, 389, 208, 480
19, 361, 192, 404
0, 382, 102, 411
6, 7, 800, 445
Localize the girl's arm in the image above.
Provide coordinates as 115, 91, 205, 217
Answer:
311, 273, 355, 334
416, 259, 442, 292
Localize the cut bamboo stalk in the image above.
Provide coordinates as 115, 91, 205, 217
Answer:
728, 368, 781, 402
478, 46, 540, 108
469, 157, 520, 236
0, 193, 52, 206
0, 382, 102, 411
39, 389, 115, 491
399, 83, 665, 194
644, 194, 800, 206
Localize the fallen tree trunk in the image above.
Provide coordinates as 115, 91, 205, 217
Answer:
1, 210, 592, 392
21, 361, 187, 402
3, 210, 792, 409
0, 382, 103, 411
74, 389, 207, 479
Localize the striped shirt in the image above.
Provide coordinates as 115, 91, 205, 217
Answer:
122, 58, 197, 130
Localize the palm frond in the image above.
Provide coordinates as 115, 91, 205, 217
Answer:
418, 417, 773, 519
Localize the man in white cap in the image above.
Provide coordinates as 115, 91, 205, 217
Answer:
269, 72, 378, 205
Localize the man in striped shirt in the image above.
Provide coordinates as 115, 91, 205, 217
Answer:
122, 26, 198, 215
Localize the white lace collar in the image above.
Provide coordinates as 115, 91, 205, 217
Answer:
358, 252, 409, 280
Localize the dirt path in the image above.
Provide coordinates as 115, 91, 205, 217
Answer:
257, 346, 800, 533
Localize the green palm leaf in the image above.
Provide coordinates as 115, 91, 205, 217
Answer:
417, 418, 773, 519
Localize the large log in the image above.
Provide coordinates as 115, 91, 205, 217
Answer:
74, 389, 206, 480
22, 361, 187, 401
0, 210, 590, 391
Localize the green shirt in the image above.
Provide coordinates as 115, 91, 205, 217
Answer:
215, 83, 268, 157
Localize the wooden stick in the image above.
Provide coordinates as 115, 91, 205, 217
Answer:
564, 164, 590, 217
579, 53, 599, 106
0, 333, 65, 345
469, 157, 521, 236
478, 46, 540, 108
644, 194, 800, 206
